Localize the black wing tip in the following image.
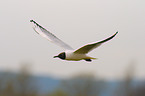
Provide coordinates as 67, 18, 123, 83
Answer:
114, 31, 118, 36
30, 19, 38, 25
30, 20, 38, 24
30, 20, 37, 24
30, 19, 34, 22
98, 31, 118, 43
30, 20, 44, 29
110, 31, 118, 39
111, 31, 118, 38
116, 31, 118, 34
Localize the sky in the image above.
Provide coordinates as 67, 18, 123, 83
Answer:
0, 0, 145, 80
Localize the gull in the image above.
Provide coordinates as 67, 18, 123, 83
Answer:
30, 20, 118, 62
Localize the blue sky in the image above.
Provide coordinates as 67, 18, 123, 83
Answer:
0, 0, 145, 80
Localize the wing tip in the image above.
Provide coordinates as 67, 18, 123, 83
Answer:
30, 20, 45, 29
30, 20, 37, 24
30, 20, 36, 23
30, 20, 33, 22
30, 20, 36, 24
111, 31, 118, 38
114, 31, 118, 36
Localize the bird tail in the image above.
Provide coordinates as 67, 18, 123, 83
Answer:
84, 57, 97, 62
85, 56, 97, 60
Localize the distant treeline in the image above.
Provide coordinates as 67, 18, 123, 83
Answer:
0, 64, 145, 96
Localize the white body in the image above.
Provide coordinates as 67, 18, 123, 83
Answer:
65, 51, 95, 61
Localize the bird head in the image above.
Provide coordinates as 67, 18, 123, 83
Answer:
53, 52, 66, 60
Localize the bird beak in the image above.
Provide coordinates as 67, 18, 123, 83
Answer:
53, 56, 58, 58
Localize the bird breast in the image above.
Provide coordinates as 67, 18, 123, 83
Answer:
65, 51, 87, 60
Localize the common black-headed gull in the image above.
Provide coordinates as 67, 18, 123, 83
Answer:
30, 20, 118, 62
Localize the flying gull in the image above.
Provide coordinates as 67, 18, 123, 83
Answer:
30, 20, 118, 62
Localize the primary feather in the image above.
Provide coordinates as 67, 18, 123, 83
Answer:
30, 20, 73, 50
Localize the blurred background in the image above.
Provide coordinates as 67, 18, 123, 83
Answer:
0, 0, 145, 96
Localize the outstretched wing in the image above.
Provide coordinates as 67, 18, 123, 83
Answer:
30, 20, 73, 50
74, 32, 118, 54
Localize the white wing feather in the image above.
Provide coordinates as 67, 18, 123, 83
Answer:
30, 20, 73, 50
